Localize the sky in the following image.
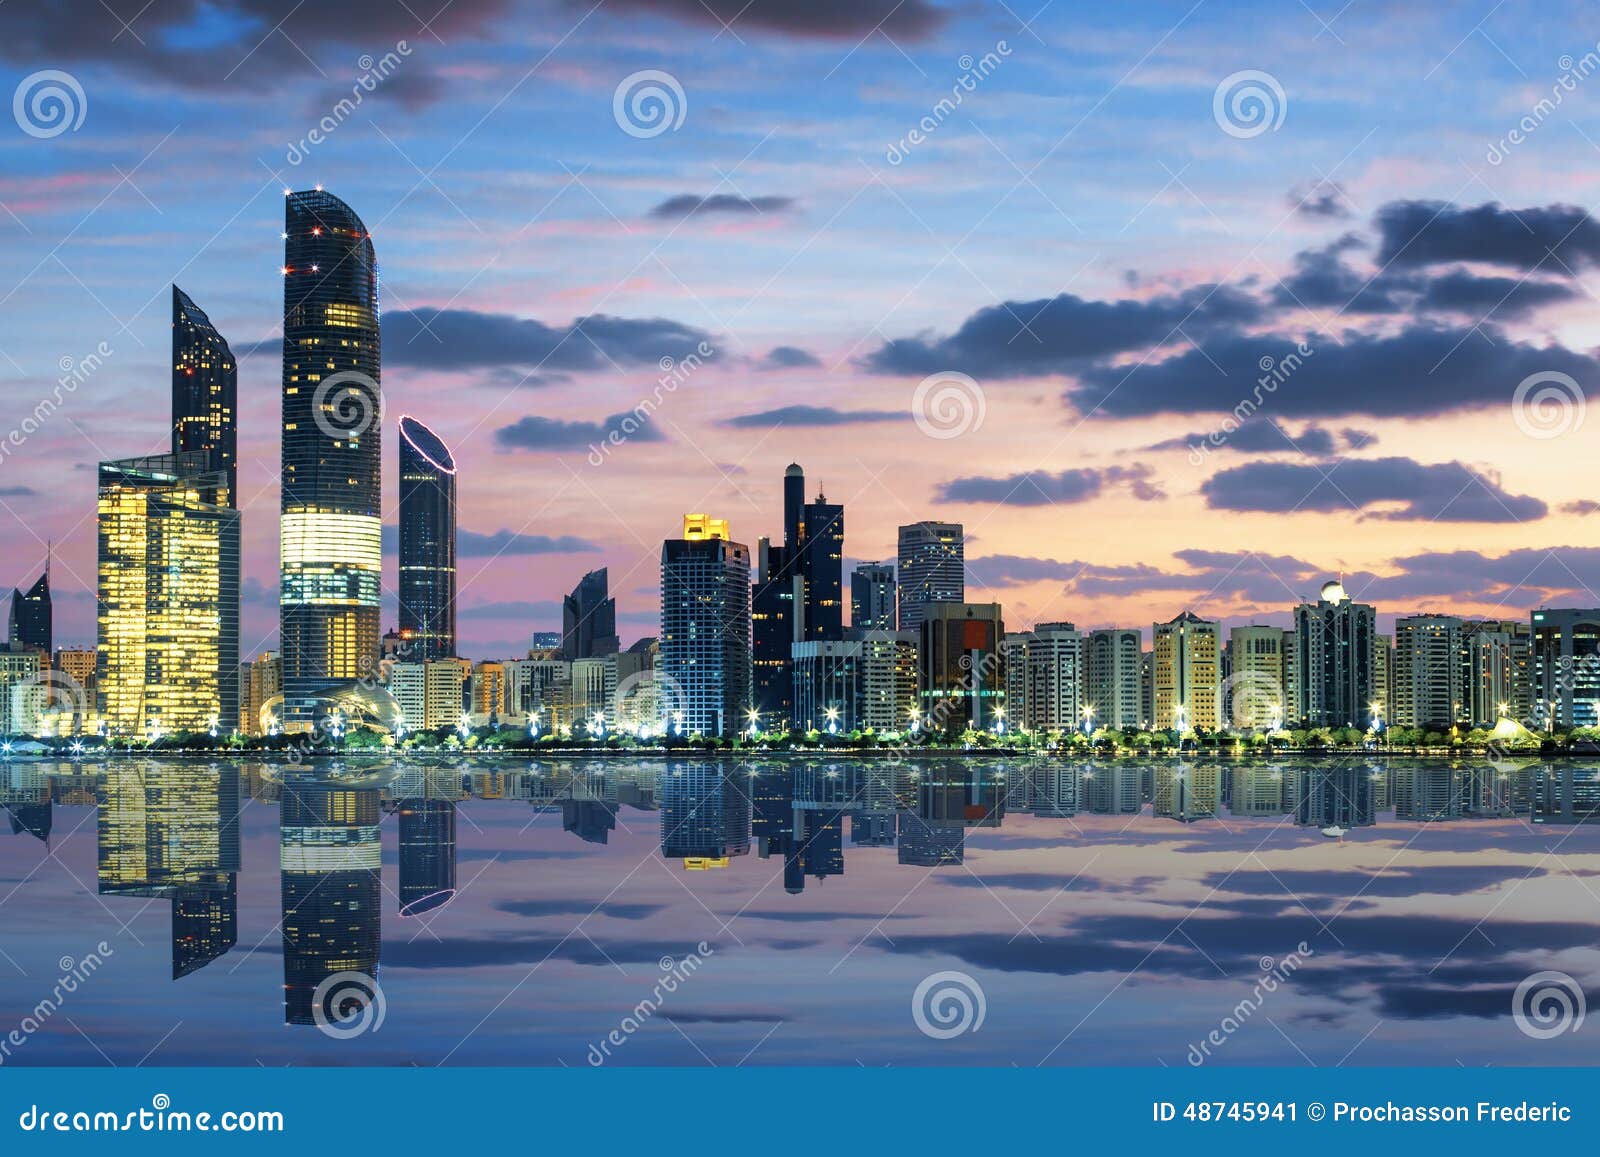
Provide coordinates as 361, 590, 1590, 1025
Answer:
5, 0, 1600, 659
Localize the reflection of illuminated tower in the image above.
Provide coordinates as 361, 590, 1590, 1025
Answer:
1153, 763, 1220, 822
397, 415, 457, 662
749, 763, 794, 857
1295, 766, 1374, 828
280, 189, 382, 728
172, 876, 238, 979
659, 762, 751, 868
397, 798, 457, 916
280, 781, 381, 1025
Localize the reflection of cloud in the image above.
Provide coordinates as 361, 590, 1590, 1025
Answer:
496, 899, 665, 921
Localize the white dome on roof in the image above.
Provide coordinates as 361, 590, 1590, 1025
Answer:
1320, 579, 1348, 604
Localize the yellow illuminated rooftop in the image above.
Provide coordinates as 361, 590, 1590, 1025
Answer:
682, 513, 730, 540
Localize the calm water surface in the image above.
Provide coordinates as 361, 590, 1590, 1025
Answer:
1, 755, 1597, 1067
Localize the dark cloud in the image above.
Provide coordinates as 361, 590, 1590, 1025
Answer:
494, 410, 666, 452
496, 899, 665, 921
589, 0, 949, 40
1146, 420, 1349, 458
0, 0, 507, 92
383, 308, 714, 372
937, 464, 1165, 506
649, 193, 795, 220
1416, 269, 1578, 319
665, 1010, 788, 1024
1201, 865, 1549, 899
863, 285, 1262, 378
1375, 200, 1600, 273
1562, 500, 1600, 516
721, 404, 901, 428
759, 345, 822, 370
1201, 457, 1546, 523
1272, 234, 1409, 314
1067, 324, 1598, 420
1289, 179, 1352, 219
382, 526, 599, 555
965, 554, 1088, 587
0, 487, 38, 497
385, 934, 723, 971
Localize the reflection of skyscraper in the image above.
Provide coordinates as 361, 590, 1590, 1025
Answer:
280, 188, 382, 728
750, 763, 795, 857
897, 521, 963, 631
1153, 763, 1220, 822
660, 516, 751, 738
8, 567, 50, 654
659, 762, 751, 867
1295, 766, 1374, 828
171, 285, 238, 500
897, 811, 963, 866
561, 568, 620, 661
280, 780, 382, 1025
172, 876, 238, 979
397, 415, 457, 662
397, 797, 458, 916
97, 454, 239, 735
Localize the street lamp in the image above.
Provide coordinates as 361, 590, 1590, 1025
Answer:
747, 708, 760, 738
826, 706, 839, 736
993, 706, 1006, 736
1080, 704, 1095, 735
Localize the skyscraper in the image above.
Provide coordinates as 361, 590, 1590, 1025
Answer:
1226, 625, 1285, 730
918, 602, 1004, 734
897, 521, 963, 631
171, 285, 237, 500
797, 486, 844, 640
1152, 612, 1220, 731
751, 536, 796, 723
1003, 622, 1084, 733
850, 561, 896, 631
1531, 608, 1600, 729
1393, 614, 1463, 728
561, 567, 619, 661
1290, 580, 1376, 729
397, 414, 456, 662
660, 514, 751, 738
8, 566, 50, 654
280, 188, 382, 729
1085, 628, 1143, 729
97, 453, 239, 735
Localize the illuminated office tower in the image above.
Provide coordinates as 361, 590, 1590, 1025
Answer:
1152, 612, 1220, 731
279, 780, 382, 1025
1393, 614, 1464, 728
171, 285, 238, 500
1003, 622, 1083, 733
1085, 628, 1142, 729
397, 415, 456, 661
8, 565, 50, 654
97, 453, 239, 736
660, 514, 751, 738
1373, 633, 1393, 724
561, 567, 619, 661
1226, 625, 1285, 730
280, 188, 382, 728
1531, 609, 1600, 729
897, 521, 963, 631
851, 562, 896, 631
1290, 580, 1376, 728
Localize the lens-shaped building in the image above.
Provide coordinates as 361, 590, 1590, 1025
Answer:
280, 189, 382, 728
397, 415, 456, 662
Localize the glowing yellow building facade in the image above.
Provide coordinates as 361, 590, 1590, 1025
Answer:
97, 452, 239, 737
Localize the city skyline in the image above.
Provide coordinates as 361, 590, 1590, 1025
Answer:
7, 4, 1600, 664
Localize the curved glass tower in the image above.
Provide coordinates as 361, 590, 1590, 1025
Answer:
171, 284, 237, 502
397, 414, 456, 661
279, 189, 382, 728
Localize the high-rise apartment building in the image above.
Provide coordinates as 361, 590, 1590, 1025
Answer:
1085, 628, 1143, 729
1393, 614, 1464, 728
1152, 612, 1220, 731
1003, 622, 1083, 733
1289, 580, 1375, 728
1226, 625, 1285, 730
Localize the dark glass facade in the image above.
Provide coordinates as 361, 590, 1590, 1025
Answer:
561, 567, 619, 660
280, 189, 382, 727
171, 284, 237, 502
8, 569, 50, 653
397, 415, 456, 662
